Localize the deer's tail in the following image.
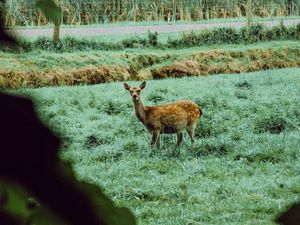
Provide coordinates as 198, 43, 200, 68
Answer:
198, 106, 203, 117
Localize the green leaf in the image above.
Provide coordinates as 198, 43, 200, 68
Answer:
36, 0, 62, 26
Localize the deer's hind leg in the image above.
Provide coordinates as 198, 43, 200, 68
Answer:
176, 132, 183, 147
187, 123, 196, 146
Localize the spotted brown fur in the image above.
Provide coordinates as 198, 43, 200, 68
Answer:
124, 81, 202, 148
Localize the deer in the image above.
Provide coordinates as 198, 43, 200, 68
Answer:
123, 81, 202, 148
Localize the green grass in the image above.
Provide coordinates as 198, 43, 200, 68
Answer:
8, 68, 300, 225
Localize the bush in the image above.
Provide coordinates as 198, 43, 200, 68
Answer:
148, 31, 158, 46
121, 36, 148, 48
211, 27, 241, 44
266, 23, 289, 41
240, 23, 267, 42
181, 31, 203, 46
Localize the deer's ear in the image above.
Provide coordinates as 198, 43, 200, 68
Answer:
140, 81, 146, 90
123, 83, 131, 91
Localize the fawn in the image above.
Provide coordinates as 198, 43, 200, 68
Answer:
124, 81, 202, 148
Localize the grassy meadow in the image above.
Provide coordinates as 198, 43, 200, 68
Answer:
8, 67, 300, 225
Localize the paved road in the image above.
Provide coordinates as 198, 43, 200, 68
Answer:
7, 18, 300, 38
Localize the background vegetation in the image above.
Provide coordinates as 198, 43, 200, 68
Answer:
1, 22, 299, 53
8, 68, 300, 225
1, 0, 300, 26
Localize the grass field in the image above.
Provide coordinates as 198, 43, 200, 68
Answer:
9, 67, 300, 225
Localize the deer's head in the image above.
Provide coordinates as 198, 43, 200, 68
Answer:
123, 81, 146, 103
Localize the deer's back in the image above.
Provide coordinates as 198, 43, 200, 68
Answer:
145, 100, 201, 133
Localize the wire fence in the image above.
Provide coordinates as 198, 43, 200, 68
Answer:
1, 0, 300, 26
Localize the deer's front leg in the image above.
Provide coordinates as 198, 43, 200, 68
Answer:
156, 135, 161, 148
151, 130, 160, 148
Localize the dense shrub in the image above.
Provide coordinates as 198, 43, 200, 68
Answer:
148, 31, 158, 47
121, 36, 147, 48
211, 27, 241, 44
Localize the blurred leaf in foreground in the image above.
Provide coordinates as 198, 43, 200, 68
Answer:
36, 0, 62, 42
0, 0, 15, 44
36, 0, 61, 26
0, 92, 136, 225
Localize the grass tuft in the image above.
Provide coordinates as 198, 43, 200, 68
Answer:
254, 115, 296, 134
234, 80, 253, 90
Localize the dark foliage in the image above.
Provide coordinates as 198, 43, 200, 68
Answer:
0, 93, 136, 225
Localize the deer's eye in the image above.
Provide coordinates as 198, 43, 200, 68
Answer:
137, 90, 140, 94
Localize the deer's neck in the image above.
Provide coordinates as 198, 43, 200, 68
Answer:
133, 100, 147, 125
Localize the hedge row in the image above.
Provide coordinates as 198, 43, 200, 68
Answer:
1, 23, 300, 53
